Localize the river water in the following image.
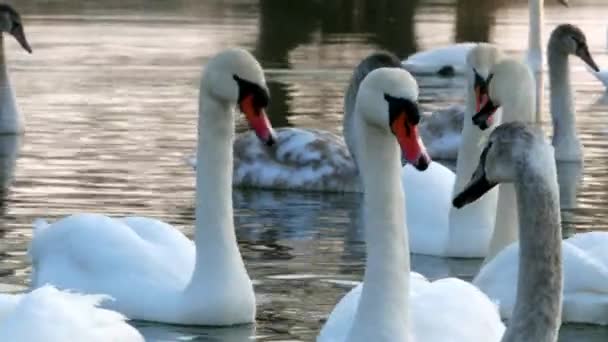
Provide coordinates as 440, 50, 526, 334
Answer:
1, 0, 608, 340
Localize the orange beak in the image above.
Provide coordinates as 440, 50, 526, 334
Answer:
390, 113, 430, 171
475, 85, 489, 113
240, 94, 275, 146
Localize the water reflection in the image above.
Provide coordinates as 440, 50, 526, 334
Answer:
455, 0, 498, 42
0, 135, 19, 204
1, 0, 608, 341
135, 321, 255, 342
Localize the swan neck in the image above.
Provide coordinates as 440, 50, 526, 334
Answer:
343, 62, 379, 164
347, 114, 409, 341
446, 71, 498, 257
484, 184, 519, 263
504, 156, 562, 342
342, 70, 358, 161
188, 92, 247, 287
0, 36, 5, 70
528, 0, 543, 60
452, 73, 485, 192
548, 47, 577, 147
0, 34, 21, 135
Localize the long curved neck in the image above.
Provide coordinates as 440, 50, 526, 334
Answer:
343, 57, 400, 165
446, 73, 498, 257
347, 114, 409, 341
528, 0, 543, 59
187, 92, 247, 288
503, 150, 562, 342
485, 93, 536, 262
548, 45, 579, 159
0, 35, 20, 134
343, 67, 361, 161
527, 0, 544, 121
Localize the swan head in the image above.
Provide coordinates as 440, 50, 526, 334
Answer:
453, 122, 549, 208
466, 43, 504, 113
202, 48, 275, 145
472, 58, 535, 129
356, 67, 430, 170
549, 23, 599, 72
0, 4, 31, 53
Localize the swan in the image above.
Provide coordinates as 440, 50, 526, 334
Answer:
0, 4, 31, 134
317, 67, 505, 342
469, 58, 537, 260
402, 0, 566, 75
548, 24, 599, 161
189, 51, 459, 193
409, 43, 505, 257
0, 285, 143, 341
188, 45, 513, 259
453, 121, 564, 342
28, 48, 276, 325
470, 56, 608, 326
403, 0, 567, 119
475, 24, 598, 161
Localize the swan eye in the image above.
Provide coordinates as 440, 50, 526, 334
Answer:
233, 75, 270, 109
384, 94, 420, 130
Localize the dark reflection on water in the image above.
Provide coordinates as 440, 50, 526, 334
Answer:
0, 0, 608, 341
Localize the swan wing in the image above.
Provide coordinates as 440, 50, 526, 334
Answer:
402, 162, 455, 255
410, 277, 505, 341
192, 128, 359, 192
0, 286, 143, 342
475, 240, 608, 323
319, 273, 504, 342
29, 214, 194, 310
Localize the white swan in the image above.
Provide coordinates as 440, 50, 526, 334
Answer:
0, 285, 143, 341
0, 4, 31, 134
402, 0, 566, 75
408, 43, 504, 257
547, 24, 599, 161
403, 0, 567, 119
317, 67, 505, 342
28, 48, 276, 325
474, 25, 599, 160
469, 58, 537, 260
189, 52, 461, 192
470, 55, 608, 326
453, 121, 564, 342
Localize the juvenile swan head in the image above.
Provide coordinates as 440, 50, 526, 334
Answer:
453, 122, 551, 208
549, 23, 599, 72
202, 48, 275, 145
472, 59, 536, 129
356, 67, 430, 170
0, 4, 31, 53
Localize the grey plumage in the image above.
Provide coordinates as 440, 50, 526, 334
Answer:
456, 122, 563, 342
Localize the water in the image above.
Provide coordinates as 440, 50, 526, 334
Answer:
1, 0, 608, 340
